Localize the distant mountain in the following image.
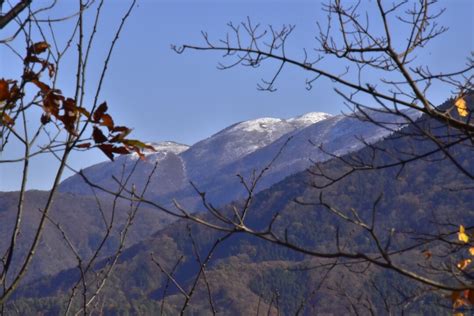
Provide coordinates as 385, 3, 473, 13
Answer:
59, 110, 416, 209
12, 101, 473, 315
181, 112, 331, 181
183, 109, 420, 206
59, 141, 190, 196
0, 109, 418, 285
0, 191, 173, 283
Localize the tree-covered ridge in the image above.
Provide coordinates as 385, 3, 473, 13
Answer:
10, 97, 474, 314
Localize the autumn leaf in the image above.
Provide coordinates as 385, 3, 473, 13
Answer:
92, 126, 108, 144
28, 41, 50, 55
76, 143, 91, 149
98, 144, 115, 161
457, 258, 472, 270
32, 79, 51, 93
77, 107, 91, 119
459, 225, 470, 243
101, 113, 114, 131
452, 290, 461, 303
1, 113, 14, 125
111, 126, 130, 133
40, 113, 51, 125
110, 126, 132, 142
60, 98, 78, 134
111, 146, 130, 155
469, 247, 474, 256
93, 102, 108, 122
123, 139, 156, 151
0, 79, 9, 101
455, 96, 469, 117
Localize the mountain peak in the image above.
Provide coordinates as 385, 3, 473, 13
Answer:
287, 112, 332, 127
229, 117, 283, 133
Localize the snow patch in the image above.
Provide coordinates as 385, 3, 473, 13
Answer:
287, 112, 332, 127
230, 117, 283, 133
129, 141, 189, 160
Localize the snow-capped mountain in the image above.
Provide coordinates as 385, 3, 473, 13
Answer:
189, 109, 420, 206
59, 141, 189, 196
59, 110, 414, 209
181, 112, 331, 181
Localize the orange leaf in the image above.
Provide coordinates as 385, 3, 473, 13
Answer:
101, 114, 114, 131
1, 113, 14, 125
469, 247, 474, 256
77, 107, 91, 119
32, 79, 51, 93
457, 258, 472, 270
452, 290, 461, 303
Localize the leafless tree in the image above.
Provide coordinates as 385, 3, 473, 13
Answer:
3, 0, 473, 314
0, 0, 155, 312
166, 0, 473, 313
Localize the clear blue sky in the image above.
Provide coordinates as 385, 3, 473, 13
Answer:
0, 0, 472, 191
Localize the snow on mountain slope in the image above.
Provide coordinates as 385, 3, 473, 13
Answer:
59, 113, 331, 197
186, 109, 420, 206
287, 112, 332, 128
181, 112, 331, 181
59, 141, 189, 195
128, 141, 189, 161
60, 110, 413, 210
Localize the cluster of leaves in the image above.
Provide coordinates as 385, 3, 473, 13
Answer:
451, 225, 474, 315
83, 101, 155, 160
1, 41, 152, 160
0, 79, 21, 126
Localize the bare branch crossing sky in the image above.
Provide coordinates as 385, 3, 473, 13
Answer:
0, 0, 472, 191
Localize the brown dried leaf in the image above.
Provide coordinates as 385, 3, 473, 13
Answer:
76, 142, 91, 149
98, 144, 115, 161
28, 42, 50, 55
92, 126, 108, 144
101, 114, 114, 131
1, 113, 14, 125
93, 102, 108, 122
0, 79, 9, 101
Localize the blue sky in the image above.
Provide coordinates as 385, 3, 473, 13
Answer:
0, 0, 472, 191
